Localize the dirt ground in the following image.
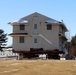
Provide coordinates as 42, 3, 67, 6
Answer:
0, 60, 76, 75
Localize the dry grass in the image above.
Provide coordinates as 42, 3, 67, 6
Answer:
0, 60, 76, 75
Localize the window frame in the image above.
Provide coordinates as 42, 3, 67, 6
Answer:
47, 24, 52, 30
20, 24, 25, 30
19, 36, 25, 43
34, 24, 37, 29
34, 38, 37, 43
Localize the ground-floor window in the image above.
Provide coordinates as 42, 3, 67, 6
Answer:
19, 36, 25, 43
34, 38, 37, 43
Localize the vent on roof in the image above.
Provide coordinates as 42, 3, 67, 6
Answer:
33, 15, 38, 17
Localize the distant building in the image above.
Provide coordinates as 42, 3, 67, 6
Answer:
8, 12, 68, 59
0, 47, 18, 60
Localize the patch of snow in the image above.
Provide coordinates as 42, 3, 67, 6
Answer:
10, 19, 28, 24
46, 19, 60, 23
39, 54, 47, 59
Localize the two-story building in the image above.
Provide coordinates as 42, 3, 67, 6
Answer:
8, 12, 68, 59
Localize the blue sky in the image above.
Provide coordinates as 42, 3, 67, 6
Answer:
0, 0, 76, 46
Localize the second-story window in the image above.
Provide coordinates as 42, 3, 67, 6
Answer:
20, 24, 25, 30
47, 24, 52, 30
34, 24, 37, 29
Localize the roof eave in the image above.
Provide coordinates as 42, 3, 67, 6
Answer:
60, 23, 68, 32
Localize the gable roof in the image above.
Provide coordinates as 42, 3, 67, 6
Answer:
8, 12, 59, 25
22, 12, 51, 19
8, 12, 68, 31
